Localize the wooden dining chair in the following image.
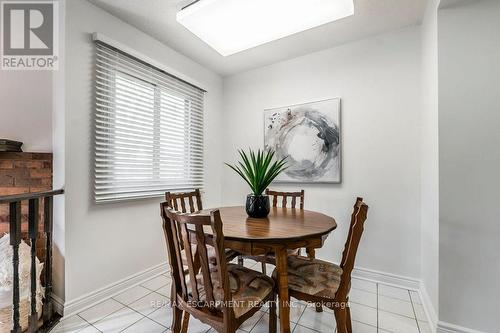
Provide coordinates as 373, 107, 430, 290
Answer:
165, 189, 203, 213
240, 189, 306, 274
266, 188, 305, 209
272, 197, 369, 333
266, 189, 311, 258
161, 204, 277, 333
165, 190, 239, 266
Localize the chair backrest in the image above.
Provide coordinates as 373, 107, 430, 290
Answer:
165, 189, 203, 213
160, 203, 231, 315
265, 189, 304, 209
335, 197, 369, 301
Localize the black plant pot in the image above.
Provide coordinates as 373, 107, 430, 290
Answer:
245, 194, 270, 218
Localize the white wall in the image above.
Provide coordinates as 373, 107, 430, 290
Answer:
438, 0, 500, 331
52, 0, 66, 304
63, 0, 223, 302
419, 0, 440, 323
222, 27, 422, 279
0, 71, 52, 152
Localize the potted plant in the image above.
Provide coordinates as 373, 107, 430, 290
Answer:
225, 149, 288, 218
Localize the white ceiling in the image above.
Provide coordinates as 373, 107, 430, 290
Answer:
88, 0, 428, 77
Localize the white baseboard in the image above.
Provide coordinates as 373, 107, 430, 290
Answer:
62, 262, 168, 317
51, 294, 65, 316
418, 282, 438, 332
437, 321, 486, 333
352, 266, 421, 290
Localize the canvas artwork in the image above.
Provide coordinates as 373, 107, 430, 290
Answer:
264, 98, 341, 183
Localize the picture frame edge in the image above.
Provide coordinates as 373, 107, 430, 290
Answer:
263, 97, 342, 184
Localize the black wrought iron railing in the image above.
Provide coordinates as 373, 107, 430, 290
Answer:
0, 189, 63, 333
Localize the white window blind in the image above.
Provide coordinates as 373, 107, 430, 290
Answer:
94, 41, 205, 203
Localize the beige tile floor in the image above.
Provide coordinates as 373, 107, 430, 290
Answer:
52, 261, 431, 333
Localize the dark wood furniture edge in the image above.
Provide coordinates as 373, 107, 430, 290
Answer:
0, 152, 53, 160
0, 189, 64, 203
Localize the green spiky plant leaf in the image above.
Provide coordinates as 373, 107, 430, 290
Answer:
225, 149, 288, 195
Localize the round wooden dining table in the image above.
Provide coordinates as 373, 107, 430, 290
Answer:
197, 206, 337, 333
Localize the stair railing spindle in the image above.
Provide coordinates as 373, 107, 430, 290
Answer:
42, 196, 53, 323
9, 201, 22, 333
28, 198, 39, 332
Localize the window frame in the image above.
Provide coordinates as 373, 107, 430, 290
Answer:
94, 40, 205, 203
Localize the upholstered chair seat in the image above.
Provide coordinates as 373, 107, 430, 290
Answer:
181, 245, 239, 268
272, 256, 344, 300
188, 264, 274, 318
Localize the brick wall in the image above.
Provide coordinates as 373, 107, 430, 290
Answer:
0, 152, 53, 235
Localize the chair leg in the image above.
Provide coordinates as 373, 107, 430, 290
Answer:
269, 293, 277, 333
223, 320, 236, 333
181, 311, 190, 333
261, 261, 267, 275
346, 305, 353, 333
172, 306, 183, 333
334, 308, 348, 333
238, 255, 244, 266
170, 284, 175, 306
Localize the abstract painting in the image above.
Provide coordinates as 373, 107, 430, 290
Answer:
264, 98, 341, 183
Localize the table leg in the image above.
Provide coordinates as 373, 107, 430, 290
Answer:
305, 247, 322, 312
306, 247, 316, 259
275, 246, 291, 333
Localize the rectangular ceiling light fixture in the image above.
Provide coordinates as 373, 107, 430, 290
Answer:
177, 0, 354, 56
